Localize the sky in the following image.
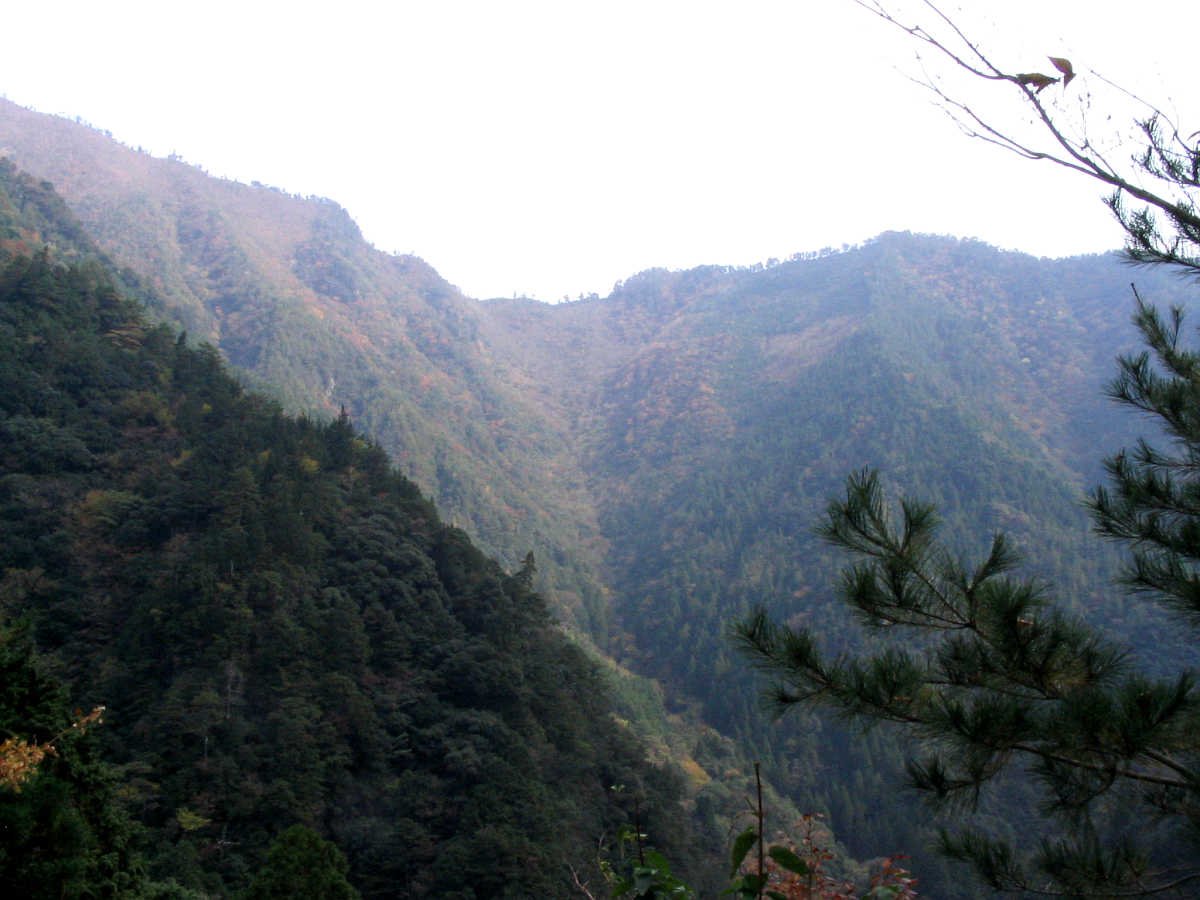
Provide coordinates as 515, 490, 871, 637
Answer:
1, 0, 1194, 301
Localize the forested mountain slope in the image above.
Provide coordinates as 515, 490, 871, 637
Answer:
478, 233, 1194, 694
476, 241, 1199, 892
0, 97, 613, 637
5, 98, 1197, 896
0, 162, 700, 897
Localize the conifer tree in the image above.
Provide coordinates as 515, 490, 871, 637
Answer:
736, 4, 1200, 896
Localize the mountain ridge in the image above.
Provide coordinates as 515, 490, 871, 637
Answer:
4, 96, 1196, 896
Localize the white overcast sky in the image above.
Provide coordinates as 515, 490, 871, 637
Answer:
0, 0, 1194, 301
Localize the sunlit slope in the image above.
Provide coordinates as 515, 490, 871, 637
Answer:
0, 97, 611, 633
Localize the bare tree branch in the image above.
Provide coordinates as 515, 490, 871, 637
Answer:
849, 0, 1200, 274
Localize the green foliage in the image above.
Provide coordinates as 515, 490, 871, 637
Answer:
729, 827, 760, 880
1093, 295, 1200, 627
610, 844, 695, 899
736, 461, 1200, 894
242, 825, 359, 900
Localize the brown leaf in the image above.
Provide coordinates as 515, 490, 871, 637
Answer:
1048, 56, 1075, 87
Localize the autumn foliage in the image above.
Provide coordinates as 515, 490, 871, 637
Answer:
0, 705, 104, 792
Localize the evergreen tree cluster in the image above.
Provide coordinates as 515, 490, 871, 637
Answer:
0, 164, 697, 897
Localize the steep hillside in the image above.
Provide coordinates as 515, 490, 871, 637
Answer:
0, 97, 612, 637
481, 238, 1198, 890
477, 234, 1191, 683
0, 165, 702, 897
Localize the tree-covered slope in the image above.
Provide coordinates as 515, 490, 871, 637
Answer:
476, 236, 1198, 894
0, 97, 612, 638
0, 166, 700, 898
477, 234, 1193, 693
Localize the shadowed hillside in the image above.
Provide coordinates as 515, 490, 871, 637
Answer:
0, 159, 707, 897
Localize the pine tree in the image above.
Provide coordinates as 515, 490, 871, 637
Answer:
736, 5, 1200, 896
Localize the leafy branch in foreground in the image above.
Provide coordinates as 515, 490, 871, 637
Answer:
1093, 292, 1200, 628
0, 703, 105, 791
733, 462, 1200, 895
726, 4, 1200, 896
